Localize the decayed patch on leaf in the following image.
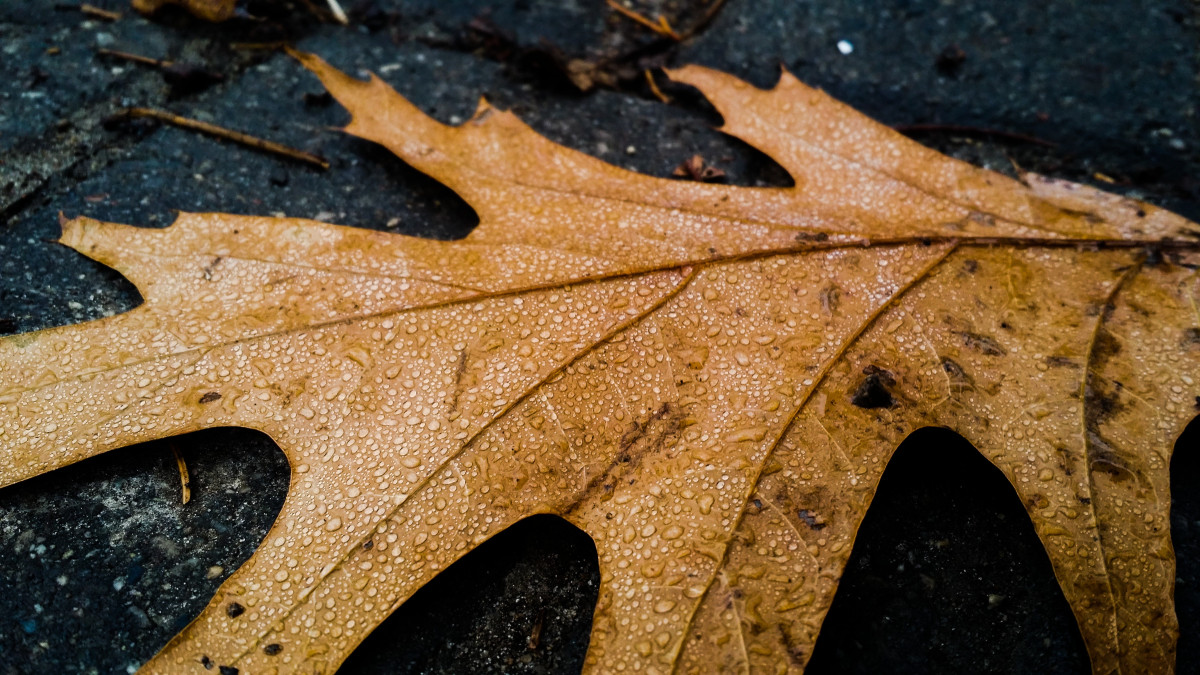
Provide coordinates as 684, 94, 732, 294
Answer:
2, 51, 1199, 675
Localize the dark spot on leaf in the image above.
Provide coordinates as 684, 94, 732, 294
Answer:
199, 391, 222, 404
778, 623, 809, 665
1089, 453, 1136, 483
962, 259, 979, 274
1045, 355, 1077, 368
1183, 327, 1200, 349
1092, 327, 1122, 363
225, 602, 245, 618
941, 357, 965, 378
566, 403, 682, 513
819, 284, 840, 316
219, 667, 239, 675
851, 367, 896, 409
794, 231, 830, 242
968, 211, 996, 227
263, 643, 283, 656
940, 357, 974, 390
797, 509, 826, 530
200, 655, 213, 670
202, 256, 223, 281
957, 331, 1007, 356
1086, 378, 1126, 424
1144, 246, 1165, 267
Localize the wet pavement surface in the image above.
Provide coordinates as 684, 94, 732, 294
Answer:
1, 0, 1198, 673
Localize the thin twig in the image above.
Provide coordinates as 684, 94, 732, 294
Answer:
606, 0, 681, 40
644, 69, 670, 103
79, 3, 121, 20
119, 107, 330, 169
170, 445, 191, 505
97, 47, 172, 68
97, 48, 224, 91
325, 0, 348, 24
892, 123, 1057, 148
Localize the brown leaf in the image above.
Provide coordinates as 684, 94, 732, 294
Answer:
2, 51, 1199, 675
131, 0, 234, 22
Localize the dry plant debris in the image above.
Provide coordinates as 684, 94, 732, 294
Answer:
1, 51, 1198, 674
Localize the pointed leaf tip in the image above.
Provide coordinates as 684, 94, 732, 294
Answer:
54, 216, 169, 285
288, 48, 367, 97
288, 48, 451, 148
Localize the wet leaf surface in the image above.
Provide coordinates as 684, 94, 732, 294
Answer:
2, 52, 1199, 674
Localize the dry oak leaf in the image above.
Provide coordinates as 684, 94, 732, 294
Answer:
131, 0, 234, 22
2, 51, 1199, 675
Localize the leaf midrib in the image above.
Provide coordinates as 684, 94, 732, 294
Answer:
6, 236, 1192, 402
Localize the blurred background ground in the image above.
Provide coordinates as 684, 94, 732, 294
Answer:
0, 0, 1198, 673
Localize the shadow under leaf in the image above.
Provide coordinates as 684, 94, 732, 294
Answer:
0, 427, 289, 675
338, 514, 599, 675
806, 427, 1091, 675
